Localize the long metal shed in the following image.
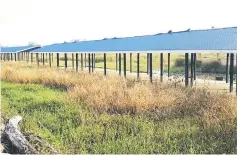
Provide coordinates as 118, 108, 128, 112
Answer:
0, 46, 40, 61
13, 27, 237, 95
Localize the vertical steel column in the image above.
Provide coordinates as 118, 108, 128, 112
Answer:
149, 53, 152, 82
190, 53, 194, 87
88, 53, 91, 73
11, 53, 13, 61
81, 53, 83, 70
194, 53, 196, 80
49, 53, 52, 67
92, 53, 94, 72
46, 53, 48, 63
104, 53, 107, 76
26, 53, 29, 63
229, 53, 234, 92
57, 53, 59, 68
119, 53, 121, 75
116, 53, 118, 71
124, 53, 126, 78
36, 53, 39, 66
72, 53, 74, 70
85, 54, 87, 68
226, 53, 229, 83
64, 53, 67, 68
43, 53, 45, 65
236, 53, 237, 96
76, 53, 78, 71
130, 53, 132, 73
147, 53, 149, 75
94, 53, 96, 70
185, 53, 189, 87
160, 53, 163, 82
168, 53, 170, 77
14, 53, 17, 61
137, 53, 140, 80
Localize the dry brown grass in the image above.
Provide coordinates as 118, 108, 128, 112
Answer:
1, 61, 237, 126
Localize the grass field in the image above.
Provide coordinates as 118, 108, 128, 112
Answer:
1, 61, 237, 153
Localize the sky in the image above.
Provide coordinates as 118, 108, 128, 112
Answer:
0, 0, 237, 46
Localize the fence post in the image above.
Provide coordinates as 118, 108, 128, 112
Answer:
185, 53, 189, 87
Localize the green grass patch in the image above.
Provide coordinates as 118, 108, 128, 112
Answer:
1, 81, 237, 153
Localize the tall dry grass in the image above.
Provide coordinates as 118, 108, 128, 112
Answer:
1, 61, 237, 126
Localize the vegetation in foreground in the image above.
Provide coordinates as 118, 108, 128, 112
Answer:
1, 61, 237, 153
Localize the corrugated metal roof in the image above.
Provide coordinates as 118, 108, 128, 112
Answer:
32, 27, 237, 53
0, 46, 41, 53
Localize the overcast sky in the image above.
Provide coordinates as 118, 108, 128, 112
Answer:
0, 0, 237, 46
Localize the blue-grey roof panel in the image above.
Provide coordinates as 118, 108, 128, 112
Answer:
0, 46, 40, 53
33, 27, 237, 53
